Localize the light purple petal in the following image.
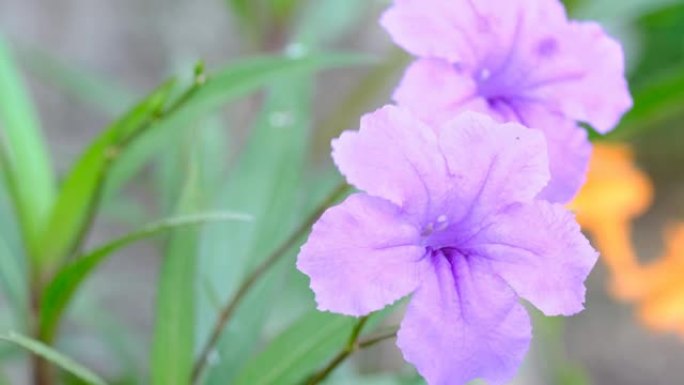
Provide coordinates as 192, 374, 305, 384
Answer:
297, 193, 427, 316
515, 104, 591, 203
398, 253, 531, 385
520, 21, 632, 133
385, 0, 631, 133
381, 0, 550, 66
465, 201, 598, 316
393, 59, 494, 126
332, 105, 449, 219
429, 113, 549, 245
380, 0, 481, 63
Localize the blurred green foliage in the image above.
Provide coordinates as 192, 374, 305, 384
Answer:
0, 36, 56, 253
631, 3, 684, 87
0, 0, 683, 384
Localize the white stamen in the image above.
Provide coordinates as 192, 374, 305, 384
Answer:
436, 215, 449, 231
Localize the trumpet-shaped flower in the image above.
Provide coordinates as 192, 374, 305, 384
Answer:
381, 0, 632, 202
297, 106, 598, 385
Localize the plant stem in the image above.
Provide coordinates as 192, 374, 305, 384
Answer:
31, 353, 52, 385
358, 329, 398, 349
38, 212, 252, 344
304, 326, 399, 385
29, 276, 52, 385
191, 181, 350, 383
29, 63, 206, 385
67, 70, 206, 261
346, 317, 369, 350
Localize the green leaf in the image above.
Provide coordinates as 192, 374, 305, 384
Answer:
0, 234, 27, 322
151, 114, 228, 215
198, 73, 313, 384
270, 0, 302, 21
562, 0, 586, 14
630, 2, 684, 89
151, 229, 197, 385
0, 176, 28, 328
67, 302, 145, 385
225, 0, 260, 27
233, 311, 355, 385
601, 67, 684, 141
33, 51, 363, 337
150, 143, 205, 385
0, 34, 56, 250
0, 331, 107, 385
193, 47, 366, 385
105, 53, 369, 201
530, 311, 590, 385
39, 212, 251, 343
33, 79, 177, 266
0, 367, 11, 385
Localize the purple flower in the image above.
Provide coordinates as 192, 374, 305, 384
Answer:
297, 106, 598, 385
380, 0, 632, 203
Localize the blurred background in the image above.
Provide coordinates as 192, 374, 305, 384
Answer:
1, 0, 684, 384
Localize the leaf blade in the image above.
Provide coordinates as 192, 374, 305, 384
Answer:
39, 212, 251, 343
0, 332, 107, 385
198, 72, 314, 384
601, 67, 684, 141
105, 52, 370, 201
0, 34, 56, 249
34, 79, 177, 266
233, 311, 355, 385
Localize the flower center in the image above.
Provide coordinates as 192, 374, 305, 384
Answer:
421, 214, 460, 252
473, 68, 525, 122
475, 68, 512, 103
421, 214, 449, 237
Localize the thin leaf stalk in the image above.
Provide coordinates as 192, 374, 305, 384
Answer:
191, 181, 350, 383
304, 326, 399, 385
38, 212, 252, 344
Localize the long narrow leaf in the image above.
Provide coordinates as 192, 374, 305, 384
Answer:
0, 35, 56, 250
39, 212, 251, 343
198, 73, 313, 384
233, 311, 355, 385
0, 331, 107, 385
151, 144, 203, 385
194, 42, 367, 385
34, 80, 177, 266
0, 176, 28, 328
105, 52, 370, 200
0, 235, 26, 321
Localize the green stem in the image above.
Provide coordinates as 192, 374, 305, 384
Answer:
304, 326, 398, 385
39, 212, 251, 343
67, 66, 207, 261
346, 317, 369, 350
191, 182, 350, 383
27, 65, 206, 385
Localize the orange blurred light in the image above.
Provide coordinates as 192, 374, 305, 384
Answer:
571, 143, 684, 336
